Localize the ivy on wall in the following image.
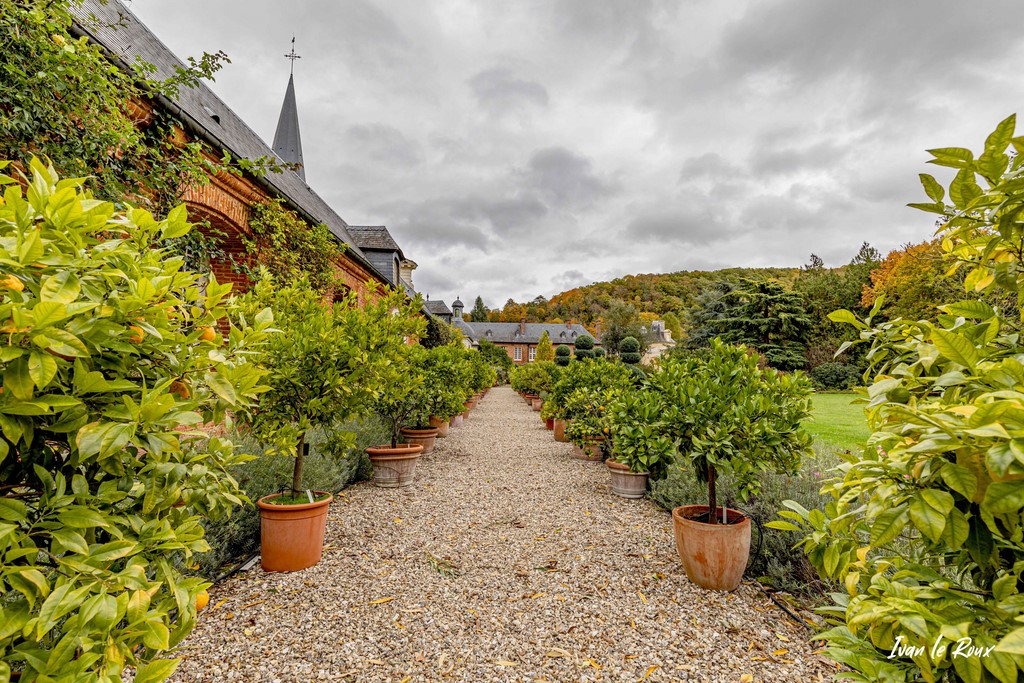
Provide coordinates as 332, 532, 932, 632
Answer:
236, 199, 344, 293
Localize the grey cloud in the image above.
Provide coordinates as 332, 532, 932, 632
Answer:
748, 140, 847, 176
468, 68, 549, 115
679, 153, 743, 182
523, 147, 615, 210
624, 205, 730, 246
345, 124, 422, 166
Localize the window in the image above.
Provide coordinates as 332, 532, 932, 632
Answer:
528, 347, 536, 362
514, 347, 522, 361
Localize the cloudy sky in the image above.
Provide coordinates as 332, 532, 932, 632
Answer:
129, 0, 1024, 308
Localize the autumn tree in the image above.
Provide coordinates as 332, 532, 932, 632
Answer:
601, 300, 648, 356
860, 240, 961, 321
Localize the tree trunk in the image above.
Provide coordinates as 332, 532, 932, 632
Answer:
291, 432, 305, 495
707, 464, 718, 524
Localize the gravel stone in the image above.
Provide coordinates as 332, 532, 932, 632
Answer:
170, 386, 836, 682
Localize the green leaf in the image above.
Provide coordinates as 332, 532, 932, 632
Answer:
142, 620, 171, 650
57, 507, 107, 529
76, 421, 134, 459
4, 357, 34, 401
909, 492, 947, 543
203, 371, 237, 405
983, 481, 1024, 514
994, 627, 1024, 655
985, 114, 1016, 156
28, 351, 58, 390
827, 309, 866, 329
870, 506, 908, 547
939, 463, 978, 500
39, 271, 80, 305
31, 301, 68, 328
941, 300, 995, 320
32, 328, 89, 358
765, 520, 802, 532
931, 328, 979, 370
134, 659, 180, 683
918, 173, 945, 203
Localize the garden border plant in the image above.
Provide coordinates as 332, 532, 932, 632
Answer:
0, 160, 272, 682
775, 115, 1024, 681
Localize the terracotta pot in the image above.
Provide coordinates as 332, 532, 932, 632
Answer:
400, 426, 439, 455
532, 398, 542, 411
571, 437, 605, 461
450, 414, 463, 428
554, 418, 568, 442
366, 444, 423, 487
672, 505, 751, 591
525, 393, 537, 405
429, 416, 450, 438
606, 461, 649, 499
257, 492, 333, 572
545, 417, 554, 430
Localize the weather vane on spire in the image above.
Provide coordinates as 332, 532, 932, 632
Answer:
284, 36, 301, 75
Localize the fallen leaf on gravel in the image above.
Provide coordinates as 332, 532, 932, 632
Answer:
394, 518, 402, 524
638, 591, 648, 604
398, 677, 411, 683
242, 628, 253, 636
583, 659, 602, 669
777, 633, 791, 642
241, 600, 265, 609
740, 675, 754, 683
495, 660, 518, 667
369, 597, 396, 605
773, 649, 789, 656
643, 664, 660, 679
367, 659, 387, 666
211, 599, 227, 611
545, 648, 571, 659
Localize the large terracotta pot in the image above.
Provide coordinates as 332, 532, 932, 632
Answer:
672, 505, 751, 591
429, 416, 450, 438
554, 419, 568, 442
571, 437, 605, 461
400, 426, 439, 455
258, 492, 333, 572
450, 414, 463, 428
545, 417, 554, 430
525, 393, 538, 405
532, 398, 542, 411
606, 461, 648, 499
366, 444, 423, 487
461, 403, 472, 420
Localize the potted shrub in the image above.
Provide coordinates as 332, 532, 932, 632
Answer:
564, 386, 626, 461
241, 277, 423, 570
605, 388, 677, 498
540, 392, 557, 429
651, 339, 812, 590
548, 358, 632, 445
371, 345, 433, 486
422, 345, 468, 438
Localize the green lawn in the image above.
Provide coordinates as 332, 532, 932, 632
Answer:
806, 393, 870, 453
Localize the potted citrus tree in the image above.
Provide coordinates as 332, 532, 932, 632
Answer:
423, 344, 470, 436
651, 339, 813, 590
605, 387, 677, 498
240, 277, 423, 570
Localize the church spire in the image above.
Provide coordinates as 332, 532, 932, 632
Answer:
272, 37, 305, 181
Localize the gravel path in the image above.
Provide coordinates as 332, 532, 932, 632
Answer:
171, 386, 834, 683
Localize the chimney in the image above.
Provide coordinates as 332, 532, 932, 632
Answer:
566, 321, 572, 329
520, 318, 526, 335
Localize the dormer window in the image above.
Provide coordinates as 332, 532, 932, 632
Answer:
486, 330, 492, 338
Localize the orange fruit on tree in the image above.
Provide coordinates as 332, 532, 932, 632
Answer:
0, 275, 24, 292
198, 326, 218, 342
128, 325, 144, 344
169, 380, 191, 400
195, 589, 210, 611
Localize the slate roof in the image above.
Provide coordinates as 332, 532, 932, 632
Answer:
69, 0, 390, 285
453, 321, 597, 346
272, 74, 305, 181
424, 300, 453, 317
346, 226, 405, 259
